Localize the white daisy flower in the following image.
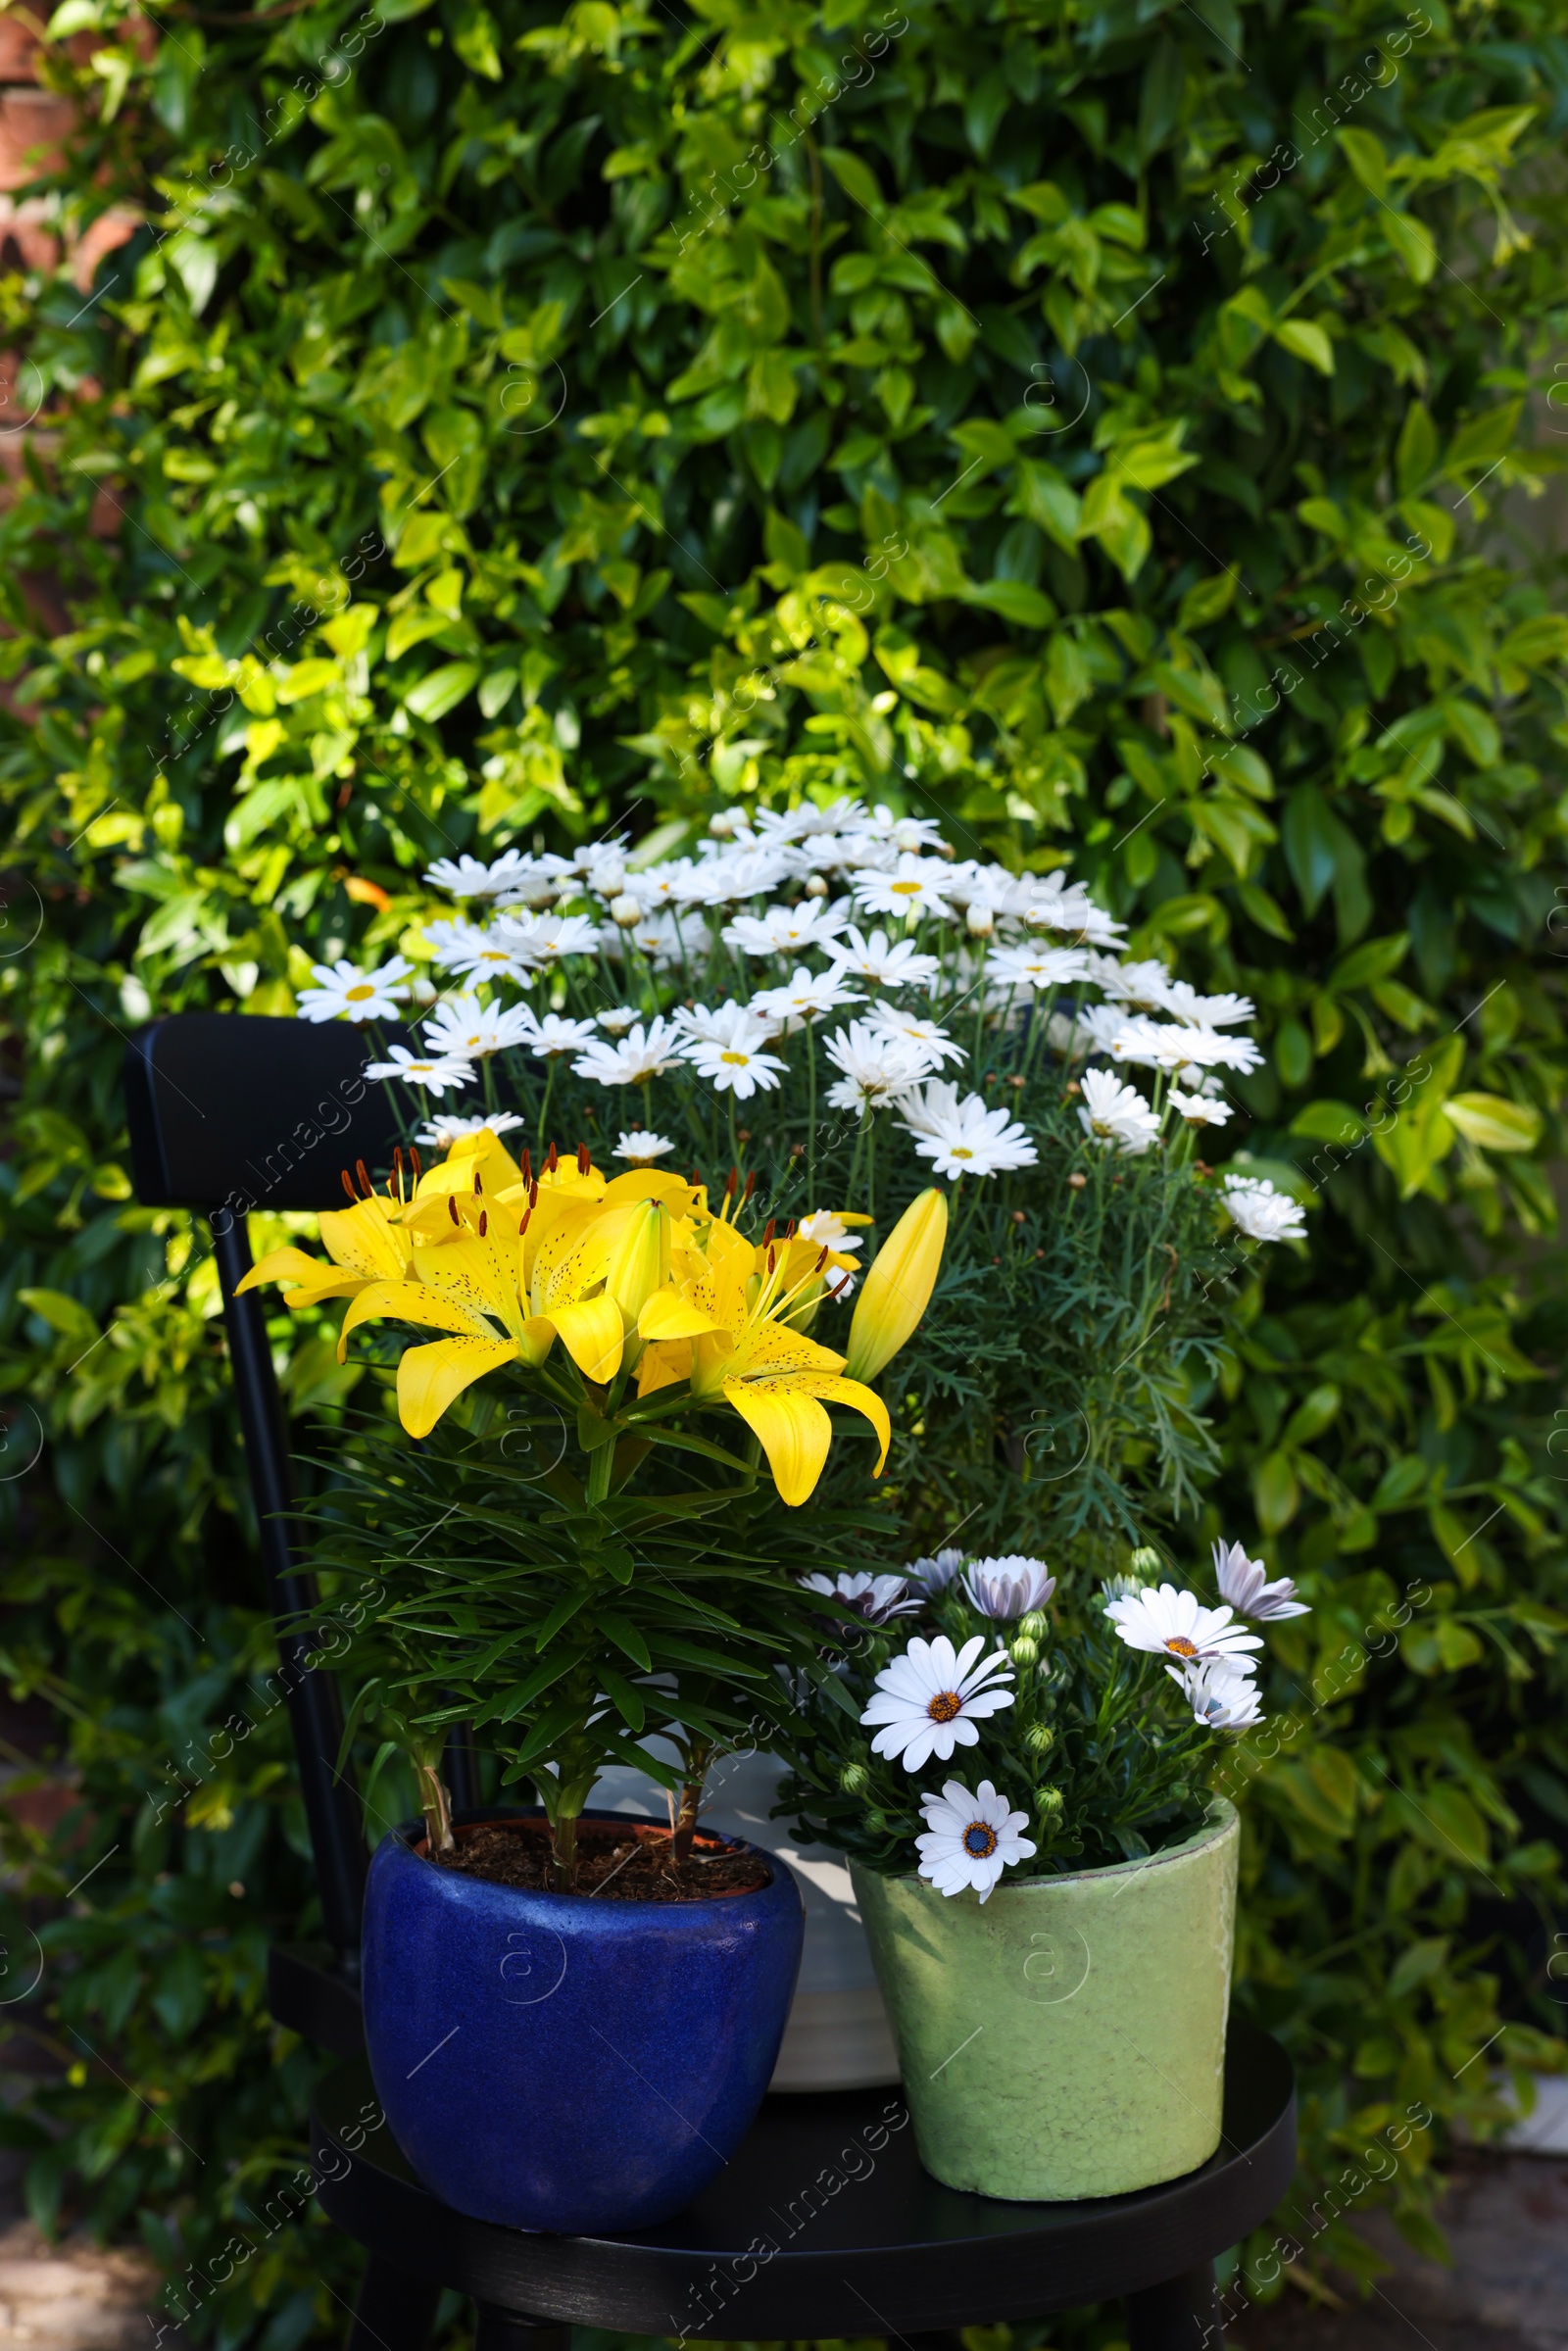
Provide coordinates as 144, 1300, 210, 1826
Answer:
425, 918, 537, 987
423, 851, 536, 901
821, 1020, 936, 1113
852, 854, 954, 922
860, 1633, 1016, 1771
522, 1012, 602, 1058
906, 1547, 965, 1594
416, 1110, 525, 1150
1076, 1068, 1161, 1155
821, 925, 941, 991
1093, 955, 1178, 1013
362, 1044, 474, 1097
986, 942, 1095, 994
1103, 1582, 1263, 1670
1110, 1017, 1264, 1077
684, 1021, 789, 1100
962, 1555, 1057, 1620
1213, 1539, 1309, 1620
915, 1779, 1037, 1903
865, 1002, 967, 1070
748, 963, 863, 1031
572, 1016, 685, 1087
1168, 1657, 1265, 1731
613, 1130, 676, 1163
597, 1005, 640, 1034
673, 1000, 760, 1050
1221, 1176, 1307, 1243
722, 898, 851, 957
862, 802, 947, 853
897, 1081, 1039, 1182
1169, 1087, 1233, 1128
1162, 979, 1256, 1029
801, 1571, 923, 1631
796, 1209, 866, 1256
297, 955, 412, 1024
518, 912, 601, 962
421, 995, 537, 1060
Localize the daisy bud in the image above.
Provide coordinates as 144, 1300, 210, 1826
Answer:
965, 902, 995, 939
610, 893, 643, 927
1128, 1545, 1162, 1582
1036, 1785, 1064, 1820
1018, 1609, 1051, 1641
844, 1186, 949, 1383
1009, 1634, 1039, 1667
805, 873, 829, 898
1024, 1722, 1055, 1757
839, 1762, 869, 1795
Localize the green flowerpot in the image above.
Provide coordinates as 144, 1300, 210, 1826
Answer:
849, 1798, 1240, 2200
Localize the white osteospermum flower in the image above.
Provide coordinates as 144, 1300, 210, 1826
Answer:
425, 918, 537, 987
1077, 1068, 1161, 1156
1212, 1539, 1309, 1620
852, 853, 955, 922
1110, 1017, 1264, 1077
423, 851, 535, 901
297, 955, 412, 1024
1103, 1582, 1263, 1669
523, 1012, 602, 1058
362, 1044, 474, 1097
422, 995, 537, 1060
986, 942, 1095, 994
865, 1002, 967, 1070
906, 1547, 965, 1594
748, 963, 863, 1031
898, 1081, 1039, 1181
721, 898, 851, 957
801, 1571, 923, 1630
613, 1130, 676, 1163
1169, 1658, 1265, 1731
1221, 1176, 1308, 1243
1170, 1087, 1233, 1128
962, 1555, 1057, 1620
572, 1016, 686, 1087
416, 1110, 525, 1150
822, 924, 942, 991
860, 1633, 1016, 1771
915, 1779, 1037, 1903
821, 1020, 936, 1112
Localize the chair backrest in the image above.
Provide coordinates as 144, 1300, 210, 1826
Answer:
125, 1014, 407, 1968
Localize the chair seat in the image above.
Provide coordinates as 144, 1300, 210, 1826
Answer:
310, 2016, 1295, 2334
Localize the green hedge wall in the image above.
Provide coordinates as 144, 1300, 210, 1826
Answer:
2, 0, 1568, 2339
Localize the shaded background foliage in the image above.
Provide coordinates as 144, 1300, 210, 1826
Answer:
1, 0, 1567, 2339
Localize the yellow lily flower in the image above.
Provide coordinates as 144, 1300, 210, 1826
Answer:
234, 1191, 415, 1311
844, 1186, 949, 1382
637, 1219, 890, 1506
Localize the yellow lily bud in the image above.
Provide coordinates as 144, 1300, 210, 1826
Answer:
843, 1187, 948, 1383
601, 1199, 670, 1328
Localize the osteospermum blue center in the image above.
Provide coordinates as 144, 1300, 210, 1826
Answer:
962, 1822, 998, 1858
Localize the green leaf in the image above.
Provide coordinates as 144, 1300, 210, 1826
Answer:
1338, 127, 1388, 200
1273, 318, 1335, 376
403, 661, 479, 721
598, 1612, 653, 1672
1252, 1448, 1299, 1534
1444, 1093, 1542, 1152
1396, 403, 1440, 497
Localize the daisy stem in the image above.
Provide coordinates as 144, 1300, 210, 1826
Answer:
866, 1104, 877, 1225
538, 1056, 559, 1154
807, 1018, 817, 1204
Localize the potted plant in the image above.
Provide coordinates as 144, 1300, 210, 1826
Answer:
241, 1142, 947, 2231
242, 792, 1308, 2174
775, 1539, 1307, 2199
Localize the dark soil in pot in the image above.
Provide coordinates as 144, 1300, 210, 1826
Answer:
424, 1814, 773, 1900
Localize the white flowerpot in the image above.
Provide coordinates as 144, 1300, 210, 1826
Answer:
591, 1746, 900, 2090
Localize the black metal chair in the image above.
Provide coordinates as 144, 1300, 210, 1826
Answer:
124, 1012, 1297, 2351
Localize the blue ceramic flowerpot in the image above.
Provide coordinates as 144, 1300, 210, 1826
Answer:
362, 1807, 804, 2232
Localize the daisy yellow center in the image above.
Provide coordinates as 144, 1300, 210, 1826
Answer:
962, 1822, 997, 1859
1164, 1634, 1200, 1658
720, 1051, 749, 1066
891, 879, 922, 896
480, 951, 510, 962
951, 1147, 974, 1160
927, 1690, 962, 1723
345, 984, 376, 1002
